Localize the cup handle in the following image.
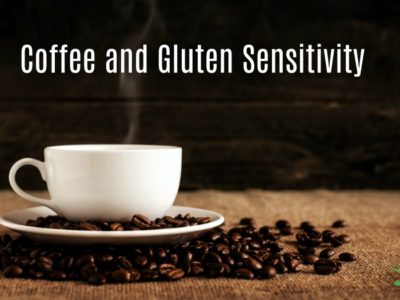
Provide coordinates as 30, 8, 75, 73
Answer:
9, 158, 59, 213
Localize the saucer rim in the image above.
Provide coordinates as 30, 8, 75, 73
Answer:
0, 205, 224, 238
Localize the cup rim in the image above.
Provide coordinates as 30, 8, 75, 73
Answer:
45, 144, 182, 152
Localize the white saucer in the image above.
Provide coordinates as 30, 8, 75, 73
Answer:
0, 206, 224, 245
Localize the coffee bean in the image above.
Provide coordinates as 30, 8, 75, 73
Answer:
279, 226, 294, 236
287, 258, 303, 272
320, 248, 335, 258
75, 254, 95, 267
276, 263, 289, 274
28, 268, 44, 279
60, 255, 74, 270
228, 233, 241, 244
13, 256, 31, 267
234, 268, 254, 279
205, 252, 222, 265
337, 234, 351, 244
96, 254, 113, 266
332, 220, 347, 228
80, 263, 98, 279
262, 265, 277, 279
165, 268, 185, 280
190, 263, 204, 275
112, 269, 131, 283
297, 247, 316, 256
88, 274, 107, 285
300, 221, 314, 231
249, 241, 261, 250
304, 236, 322, 247
314, 259, 337, 275
1, 234, 12, 244
322, 230, 336, 243
4, 265, 23, 277
110, 223, 124, 231
116, 256, 132, 269
49, 270, 67, 280
37, 256, 53, 272
215, 243, 230, 255
1, 216, 354, 284
330, 236, 344, 248
131, 214, 150, 229
275, 220, 290, 229
269, 242, 283, 254
303, 255, 319, 265
76, 223, 99, 231
130, 269, 141, 281
205, 263, 224, 277
207, 231, 221, 241
141, 269, 159, 280
168, 253, 179, 266
239, 217, 254, 226
339, 252, 356, 262
133, 255, 148, 268
158, 263, 175, 275
244, 256, 262, 271
156, 247, 167, 260
259, 226, 270, 236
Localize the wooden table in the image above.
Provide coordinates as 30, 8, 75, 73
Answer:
0, 190, 399, 299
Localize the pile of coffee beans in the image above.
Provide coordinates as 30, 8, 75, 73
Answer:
26, 214, 211, 231
0, 218, 355, 285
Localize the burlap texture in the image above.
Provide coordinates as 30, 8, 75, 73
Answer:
0, 190, 399, 300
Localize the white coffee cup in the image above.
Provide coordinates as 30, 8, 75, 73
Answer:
9, 145, 182, 221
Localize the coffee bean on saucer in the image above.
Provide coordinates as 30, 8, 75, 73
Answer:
110, 223, 124, 231
339, 252, 356, 262
76, 223, 99, 231
332, 220, 347, 228
131, 214, 151, 229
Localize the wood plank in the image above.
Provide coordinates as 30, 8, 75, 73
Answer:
0, 101, 399, 189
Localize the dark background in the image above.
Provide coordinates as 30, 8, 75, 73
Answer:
0, 0, 399, 190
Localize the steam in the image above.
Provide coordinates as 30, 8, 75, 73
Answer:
119, 0, 159, 144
